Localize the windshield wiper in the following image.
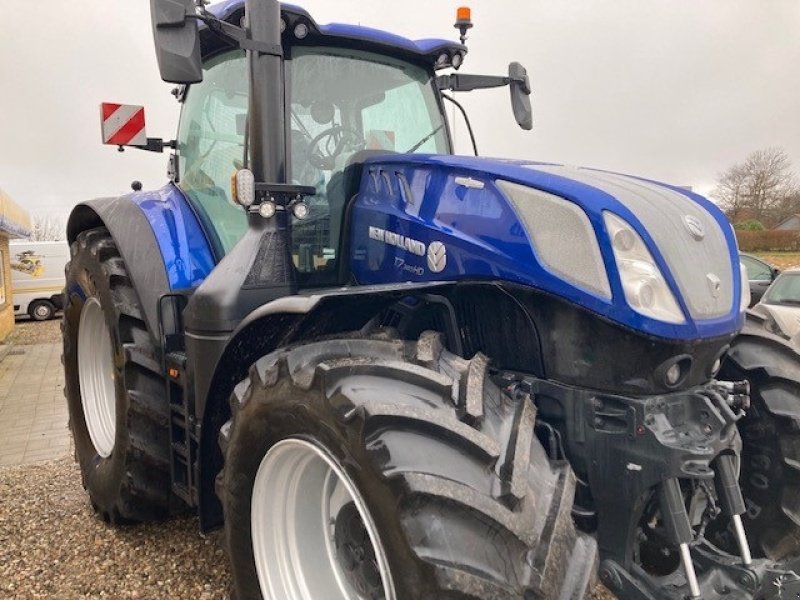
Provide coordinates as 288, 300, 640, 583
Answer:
405, 125, 444, 153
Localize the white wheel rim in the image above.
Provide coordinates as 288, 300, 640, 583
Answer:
252, 438, 395, 600
77, 297, 117, 458
34, 304, 50, 318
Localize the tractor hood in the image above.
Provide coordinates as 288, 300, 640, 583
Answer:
349, 154, 744, 341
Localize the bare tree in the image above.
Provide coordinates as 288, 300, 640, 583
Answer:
712, 147, 797, 224
781, 190, 800, 218
29, 214, 66, 241
712, 163, 749, 221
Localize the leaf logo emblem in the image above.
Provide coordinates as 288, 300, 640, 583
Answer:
427, 241, 447, 273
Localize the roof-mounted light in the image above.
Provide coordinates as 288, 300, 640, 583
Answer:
454, 6, 473, 45
294, 22, 309, 39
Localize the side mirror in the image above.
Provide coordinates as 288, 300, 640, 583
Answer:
150, 0, 203, 84
508, 62, 532, 131
773, 267, 781, 280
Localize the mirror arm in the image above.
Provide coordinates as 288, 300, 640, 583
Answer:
437, 73, 510, 93
117, 138, 177, 154
194, 12, 283, 56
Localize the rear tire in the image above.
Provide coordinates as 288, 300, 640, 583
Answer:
217, 331, 597, 600
708, 313, 800, 559
29, 299, 55, 321
63, 227, 174, 523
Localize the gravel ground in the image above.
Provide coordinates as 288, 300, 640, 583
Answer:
7, 318, 62, 346
0, 458, 616, 599
593, 586, 615, 600
0, 458, 230, 599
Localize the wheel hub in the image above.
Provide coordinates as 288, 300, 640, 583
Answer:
250, 438, 395, 600
77, 297, 117, 458
334, 502, 382, 598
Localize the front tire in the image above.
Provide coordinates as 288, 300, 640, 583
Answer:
63, 227, 174, 523
218, 331, 596, 600
708, 313, 800, 559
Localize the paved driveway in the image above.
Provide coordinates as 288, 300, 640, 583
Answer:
0, 343, 68, 466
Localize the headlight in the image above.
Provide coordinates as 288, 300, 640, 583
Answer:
739, 262, 751, 311
604, 212, 686, 324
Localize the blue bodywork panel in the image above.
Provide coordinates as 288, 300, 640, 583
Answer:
348, 154, 744, 341
128, 184, 216, 290
204, 1, 465, 60
128, 157, 743, 341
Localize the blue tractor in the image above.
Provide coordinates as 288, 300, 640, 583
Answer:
63, 1, 800, 598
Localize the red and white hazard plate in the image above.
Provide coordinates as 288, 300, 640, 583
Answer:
100, 103, 147, 146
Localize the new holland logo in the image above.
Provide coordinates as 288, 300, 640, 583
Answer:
369, 226, 425, 256
427, 241, 447, 273
368, 226, 447, 273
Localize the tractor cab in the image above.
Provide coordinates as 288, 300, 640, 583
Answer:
172, 3, 462, 287
177, 44, 452, 285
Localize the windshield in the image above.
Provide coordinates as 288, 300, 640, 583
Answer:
176, 46, 448, 278
763, 273, 800, 306
288, 47, 449, 180
287, 47, 449, 285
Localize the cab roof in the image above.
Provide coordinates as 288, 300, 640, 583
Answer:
201, 0, 466, 67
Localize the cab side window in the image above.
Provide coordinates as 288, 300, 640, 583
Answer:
177, 51, 249, 256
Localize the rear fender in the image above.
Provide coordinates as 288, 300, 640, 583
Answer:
67, 199, 171, 344
66, 184, 216, 346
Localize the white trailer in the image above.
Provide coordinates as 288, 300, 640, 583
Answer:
10, 240, 70, 320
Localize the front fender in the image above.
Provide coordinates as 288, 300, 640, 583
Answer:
197, 280, 452, 530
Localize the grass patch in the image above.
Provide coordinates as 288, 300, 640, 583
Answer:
752, 253, 800, 270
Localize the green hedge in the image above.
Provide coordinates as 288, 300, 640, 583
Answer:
733, 219, 766, 231
736, 230, 800, 252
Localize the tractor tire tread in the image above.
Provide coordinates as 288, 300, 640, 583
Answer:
714, 312, 800, 559
65, 227, 174, 524
217, 331, 595, 599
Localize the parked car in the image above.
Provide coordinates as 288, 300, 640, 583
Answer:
752, 267, 800, 342
740, 253, 780, 306
10, 240, 69, 320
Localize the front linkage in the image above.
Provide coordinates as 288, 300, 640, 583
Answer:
499, 372, 800, 599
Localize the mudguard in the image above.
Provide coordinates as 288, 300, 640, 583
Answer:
196, 280, 452, 529
66, 183, 216, 345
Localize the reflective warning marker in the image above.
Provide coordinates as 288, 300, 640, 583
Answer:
100, 103, 147, 146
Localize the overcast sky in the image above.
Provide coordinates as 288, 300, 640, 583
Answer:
1, 1, 799, 224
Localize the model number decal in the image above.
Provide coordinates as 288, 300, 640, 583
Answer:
395, 257, 424, 276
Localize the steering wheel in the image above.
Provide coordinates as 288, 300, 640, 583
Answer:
308, 125, 362, 170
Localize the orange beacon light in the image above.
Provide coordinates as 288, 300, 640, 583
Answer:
454, 7, 473, 44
